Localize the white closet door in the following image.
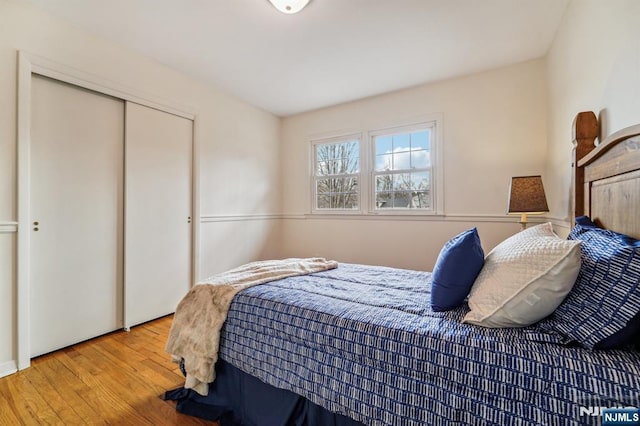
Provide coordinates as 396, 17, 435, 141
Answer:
125, 102, 192, 327
30, 76, 124, 357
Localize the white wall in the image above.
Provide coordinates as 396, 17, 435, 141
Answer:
545, 0, 640, 221
0, 0, 281, 374
280, 59, 549, 271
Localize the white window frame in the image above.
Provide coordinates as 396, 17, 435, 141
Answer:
368, 119, 443, 215
310, 133, 363, 214
308, 116, 443, 216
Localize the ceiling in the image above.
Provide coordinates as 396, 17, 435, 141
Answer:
21, 0, 569, 117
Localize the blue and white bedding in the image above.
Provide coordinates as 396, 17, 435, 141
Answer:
218, 263, 640, 425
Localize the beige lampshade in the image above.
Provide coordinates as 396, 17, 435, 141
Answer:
507, 175, 549, 214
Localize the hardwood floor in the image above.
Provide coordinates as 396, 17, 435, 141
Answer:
0, 316, 217, 425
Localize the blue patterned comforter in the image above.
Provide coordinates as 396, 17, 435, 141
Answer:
218, 263, 640, 425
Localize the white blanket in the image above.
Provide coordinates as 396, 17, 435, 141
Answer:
165, 257, 338, 395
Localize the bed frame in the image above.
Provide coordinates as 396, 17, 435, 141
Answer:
573, 111, 640, 239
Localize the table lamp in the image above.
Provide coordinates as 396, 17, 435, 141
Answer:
507, 175, 549, 230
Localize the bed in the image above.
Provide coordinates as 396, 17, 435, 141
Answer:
166, 111, 640, 426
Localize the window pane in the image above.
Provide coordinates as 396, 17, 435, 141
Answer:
316, 160, 329, 175
414, 191, 431, 209
316, 144, 331, 161
315, 140, 359, 175
375, 174, 394, 192
410, 130, 430, 150
319, 157, 351, 175
370, 125, 436, 212
316, 159, 340, 176
411, 171, 430, 190
376, 131, 430, 171
343, 176, 358, 192
317, 178, 328, 195
394, 173, 412, 191
338, 156, 359, 174
318, 177, 358, 194
340, 156, 360, 174
392, 191, 412, 208
317, 194, 331, 209
314, 139, 360, 209
373, 172, 432, 209
345, 140, 359, 158
375, 135, 392, 155
392, 133, 410, 151
375, 153, 393, 171
392, 151, 411, 170
316, 177, 358, 210
343, 193, 358, 209
375, 191, 393, 208
410, 149, 430, 168
341, 141, 359, 173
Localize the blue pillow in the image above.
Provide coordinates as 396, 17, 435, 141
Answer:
430, 228, 484, 312
540, 223, 640, 349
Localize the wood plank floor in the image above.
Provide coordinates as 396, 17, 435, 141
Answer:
0, 316, 218, 425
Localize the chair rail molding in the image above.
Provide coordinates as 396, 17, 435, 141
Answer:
0, 221, 18, 233
200, 213, 282, 223
282, 213, 552, 224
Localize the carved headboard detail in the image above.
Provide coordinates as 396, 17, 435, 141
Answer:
572, 111, 640, 239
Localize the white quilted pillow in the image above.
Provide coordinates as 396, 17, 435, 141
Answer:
463, 222, 581, 328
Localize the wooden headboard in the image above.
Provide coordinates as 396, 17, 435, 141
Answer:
573, 111, 640, 239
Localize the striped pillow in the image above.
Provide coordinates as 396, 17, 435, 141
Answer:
540, 224, 640, 349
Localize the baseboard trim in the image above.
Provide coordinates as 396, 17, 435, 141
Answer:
0, 360, 18, 378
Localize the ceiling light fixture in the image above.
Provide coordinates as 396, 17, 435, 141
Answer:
268, 0, 311, 14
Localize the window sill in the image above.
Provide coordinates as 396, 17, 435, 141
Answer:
295, 212, 549, 224
310, 209, 364, 216
368, 209, 442, 216
305, 212, 446, 221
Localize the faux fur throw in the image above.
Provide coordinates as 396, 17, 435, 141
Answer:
165, 257, 338, 396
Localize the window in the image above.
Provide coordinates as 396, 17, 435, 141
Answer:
372, 124, 434, 211
312, 137, 360, 211
309, 118, 442, 215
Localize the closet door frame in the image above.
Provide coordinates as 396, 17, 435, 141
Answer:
16, 51, 200, 370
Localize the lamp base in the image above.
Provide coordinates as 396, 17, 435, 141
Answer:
518, 213, 528, 231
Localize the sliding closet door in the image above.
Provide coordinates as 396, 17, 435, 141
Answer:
30, 75, 124, 357
125, 102, 192, 327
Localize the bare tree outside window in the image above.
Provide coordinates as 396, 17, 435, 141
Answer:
375, 172, 430, 208
314, 140, 359, 210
